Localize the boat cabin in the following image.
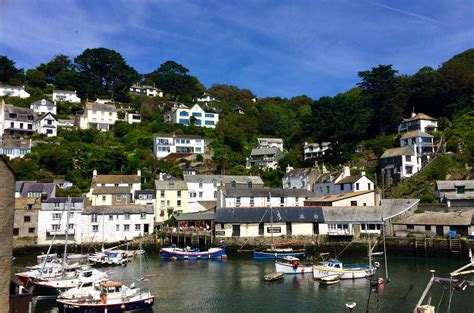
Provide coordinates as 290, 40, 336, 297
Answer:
99, 281, 123, 294
321, 260, 344, 270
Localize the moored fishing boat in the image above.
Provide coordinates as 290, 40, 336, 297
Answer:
88, 251, 130, 266
275, 256, 312, 274
160, 246, 226, 259
57, 281, 154, 313
312, 259, 376, 280
253, 246, 306, 259
16, 260, 66, 285
33, 267, 108, 294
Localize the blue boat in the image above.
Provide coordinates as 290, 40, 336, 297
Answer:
160, 246, 227, 259
253, 247, 306, 259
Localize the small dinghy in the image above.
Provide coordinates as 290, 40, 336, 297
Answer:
319, 274, 341, 285
264, 272, 284, 282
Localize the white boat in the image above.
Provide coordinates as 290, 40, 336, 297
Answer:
57, 281, 154, 312
88, 251, 130, 266
33, 267, 108, 293
16, 261, 77, 285
313, 259, 376, 280
275, 256, 313, 275
319, 274, 341, 285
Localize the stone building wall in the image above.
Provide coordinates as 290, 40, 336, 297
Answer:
0, 157, 15, 311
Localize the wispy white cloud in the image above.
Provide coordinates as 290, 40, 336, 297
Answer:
371, 2, 439, 25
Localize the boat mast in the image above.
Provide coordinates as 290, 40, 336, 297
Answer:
381, 206, 390, 282
101, 210, 105, 252
63, 196, 71, 266
269, 192, 273, 246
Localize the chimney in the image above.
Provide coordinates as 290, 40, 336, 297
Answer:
361, 171, 366, 176
411, 106, 416, 118
159, 172, 164, 181
286, 164, 293, 173
93, 169, 97, 176
343, 166, 351, 177
137, 169, 141, 177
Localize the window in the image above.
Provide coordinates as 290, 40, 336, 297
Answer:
124, 224, 130, 231
160, 190, 165, 197
295, 197, 299, 206
140, 213, 146, 220
54, 202, 60, 208
160, 200, 165, 207
199, 192, 203, 198
24, 216, 31, 222
231, 180, 236, 188
116, 224, 120, 231
167, 200, 170, 206
199, 180, 203, 188
350, 201, 357, 206
287, 182, 291, 188
124, 213, 130, 220
13, 228, 19, 236
109, 215, 113, 220
177, 200, 181, 207
280, 197, 284, 204
236, 197, 241, 207
326, 186, 330, 193
135, 224, 141, 231
101, 195, 106, 201
456, 186, 465, 194
368, 183, 372, 190
28, 227, 35, 234
190, 192, 196, 198
115, 195, 122, 202
340, 184, 344, 191
405, 155, 411, 162
425, 225, 431, 231
250, 197, 254, 207
356, 183, 360, 191
92, 225, 99, 232
69, 212, 74, 217
248, 181, 252, 188
212, 180, 217, 187
91, 214, 98, 223
407, 225, 414, 230
405, 166, 413, 175
52, 224, 60, 230
177, 190, 181, 197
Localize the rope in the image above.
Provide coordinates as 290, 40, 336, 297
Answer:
436, 286, 446, 311
447, 285, 454, 313
335, 240, 354, 259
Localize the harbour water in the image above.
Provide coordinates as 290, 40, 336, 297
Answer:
14, 252, 473, 313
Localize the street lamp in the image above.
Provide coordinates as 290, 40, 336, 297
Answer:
346, 302, 357, 312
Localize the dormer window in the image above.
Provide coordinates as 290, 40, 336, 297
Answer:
248, 181, 252, 189
231, 180, 236, 188
456, 185, 465, 194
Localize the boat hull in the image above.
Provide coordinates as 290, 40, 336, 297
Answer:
57, 296, 154, 313
319, 275, 341, 285
275, 262, 313, 274
160, 247, 226, 259
312, 265, 376, 280
253, 249, 306, 259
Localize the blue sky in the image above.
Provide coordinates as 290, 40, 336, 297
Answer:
0, 0, 473, 98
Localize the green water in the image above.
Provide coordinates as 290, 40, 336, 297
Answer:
14, 252, 473, 313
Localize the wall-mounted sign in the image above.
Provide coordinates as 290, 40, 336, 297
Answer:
267, 227, 281, 233
215, 230, 226, 237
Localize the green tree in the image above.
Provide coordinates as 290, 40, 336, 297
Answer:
0, 55, 24, 84
37, 54, 78, 88
144, 61, 204, 102
75, 48, 139, 101
26, 69, 47, 89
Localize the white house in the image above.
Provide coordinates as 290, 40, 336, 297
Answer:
77, 102, 118, 131
30, 99, 57, 115
398, 112, 438, 134
130, 85, 163, 97
0, 138, 31, 159
304, 142, 331, 160
0, 85, 30, 98
134, 190, 155, 207
153, 134, 205, 158
95, 99, 113, 104
400, 130, 435, 158
0, 101, 36, 137
171, 103, 219, 128
125, 112, 141, 124
184, 175, 264, 202
246, 147, 284, 170
313, 166, 374, 196
57, 119, 75, 129
89, 170, 142, 202
195, 93, 217, 103
52, 90, 81, 103
37, 197, 84, 245
380, 146, 421, 180
282, 166, 322, 191
304, 190, 376, 207
257, 138, 284, 151
218, 188, 314, 208
34, 112, 57, 137
77, 205, 154, 243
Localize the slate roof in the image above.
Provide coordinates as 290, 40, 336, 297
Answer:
250, 147, 282, 156
135, 189, 155, 197
400, 130, 433, 140
92, 174, 140, 185
154, 134, 202, 139
175, 211, 215, 221
258, 137, 283, 143
15, 198, 41, 210
0, 84, 25, 89
82, 205, 153, 215
337, 175, 364, 184
92, 187, 131, 194
223, 188, 314, 198
43, 197, 83, 203
0, 138, 31, 149
4, 105, 36, 120
155, 180, 188, 190
85, 102, 117, 112
53, 90, 76, 94
393, 209, 474, 226
443, 193, 474, 200
20, 182, 55, 198
436, 180, 474, 191
215, 207, 324, 223
31, 99, 55, 108
283, 167, 320, 178
184, 175, 264, 184
380, 146, 415, 158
